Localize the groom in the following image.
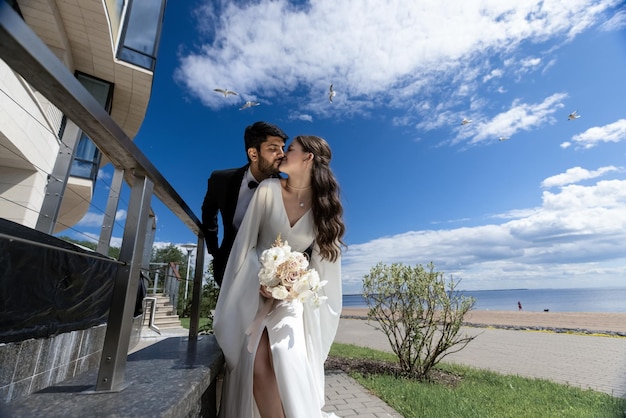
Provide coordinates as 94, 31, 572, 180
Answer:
201, 121, 288, 286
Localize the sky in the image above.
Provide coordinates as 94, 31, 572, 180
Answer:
78, 0, 626, 294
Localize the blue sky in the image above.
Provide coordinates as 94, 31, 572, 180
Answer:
81, 0, 626, 293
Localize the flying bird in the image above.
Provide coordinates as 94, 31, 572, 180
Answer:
328, 84, 336, 103
213, 88, 238, 97
239, 101, 260, 110
461, 118, 472, 125
568, 110, 581, 120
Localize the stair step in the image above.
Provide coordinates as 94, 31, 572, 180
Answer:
143, 311, 179, 319
150, 315, 179, 322
157, 325, 186, 330
155, 306, 173, 312
153, 319, 182, 326
141, 293, 182, 329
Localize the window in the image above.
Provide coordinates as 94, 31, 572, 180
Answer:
117, 0, 167, 71
71, 135, 102, 180
69, 73, 113, 181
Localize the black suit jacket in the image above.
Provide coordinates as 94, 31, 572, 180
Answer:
201, 165, 248, 286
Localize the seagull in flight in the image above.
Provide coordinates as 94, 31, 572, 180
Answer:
213, 88, 238, 97
328, 84, 336, 103
239, 101, 260, 110
461, 118, 472, 125
568, 110, 581, 120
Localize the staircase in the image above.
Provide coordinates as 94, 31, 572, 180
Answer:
143, 293, 183, 330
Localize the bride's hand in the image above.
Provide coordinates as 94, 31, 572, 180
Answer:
259, 285, 273, 299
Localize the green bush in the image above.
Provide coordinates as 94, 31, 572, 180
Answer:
363, 262, 476, 379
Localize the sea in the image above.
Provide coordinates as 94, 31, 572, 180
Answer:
343, 287, 626, 313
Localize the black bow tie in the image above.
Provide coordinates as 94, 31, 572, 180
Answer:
248, 180, 259, 189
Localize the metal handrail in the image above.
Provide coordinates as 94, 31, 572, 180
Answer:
143, 297, 161, 335
0, 2, 207, 393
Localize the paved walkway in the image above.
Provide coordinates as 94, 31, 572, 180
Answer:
323, 370, 402, 417
334, 318, 626, 400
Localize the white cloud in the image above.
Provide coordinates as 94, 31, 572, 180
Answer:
175, 0, 615, 122
77, 212, 103, 227
541, 166, 620, 188
482, 69, 503, 83
566, 119, 626, 149
77, 209, 127, 227
520, 57, 542, 70
97, 169, 111, 181
110, 236, 123, 248
75, 233, 122, 249
453, 93, 566, 145
115, 209, 127, 221
341, 175, 626, 293
599, 8, 626, 31
289, 112, 313, 122
541, 58, 557, 74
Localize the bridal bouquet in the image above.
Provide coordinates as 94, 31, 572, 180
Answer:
258, 235, 327, 306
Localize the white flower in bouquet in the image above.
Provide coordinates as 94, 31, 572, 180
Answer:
269, 285, 290, 300
293, 269, 328, 306
258, 235, 326, 305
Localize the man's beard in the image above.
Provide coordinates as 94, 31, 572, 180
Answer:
257, 156, 281, 176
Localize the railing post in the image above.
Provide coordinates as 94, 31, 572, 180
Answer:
189, 235, 205, 339
97, 166, 124, 255
142, 212, 156, 269
95, 172, 154, 392
35, 122, 82, 235
152, 268, 160, 294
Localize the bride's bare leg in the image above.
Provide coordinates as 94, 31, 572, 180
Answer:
254, 328, 285, 418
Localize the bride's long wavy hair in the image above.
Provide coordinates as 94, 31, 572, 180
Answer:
295, 135, 346, 262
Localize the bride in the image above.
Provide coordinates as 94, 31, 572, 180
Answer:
213, 135, 346, 417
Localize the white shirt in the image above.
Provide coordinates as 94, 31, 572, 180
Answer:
232, 168, 259, 231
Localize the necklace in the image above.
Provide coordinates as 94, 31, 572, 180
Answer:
286, 182, 311, 190
286, 182, 311, 208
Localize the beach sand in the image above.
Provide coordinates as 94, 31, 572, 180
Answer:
341, 308, 626, 334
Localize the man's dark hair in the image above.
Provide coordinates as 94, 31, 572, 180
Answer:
244, 121, 288, 157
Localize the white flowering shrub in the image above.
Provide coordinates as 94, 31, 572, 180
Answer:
363, 262, 476, 379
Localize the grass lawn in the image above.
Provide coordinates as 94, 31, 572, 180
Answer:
179, 317, 211, 330
328, 343, 626, 418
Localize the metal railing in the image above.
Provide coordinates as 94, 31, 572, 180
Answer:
0, 2, 206, 393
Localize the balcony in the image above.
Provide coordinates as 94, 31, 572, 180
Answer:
0, 3, 222, 415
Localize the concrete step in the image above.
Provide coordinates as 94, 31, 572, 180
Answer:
155, 307, 175, 315
153, 320, 182, 328
144, 319, 183, 330
151, 315, 180, 324
143, 311, 180, 321
141, 293, 182, 329
151, 310, 179, 318
157, 324, 185, 330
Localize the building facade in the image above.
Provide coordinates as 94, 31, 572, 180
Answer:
0, 0, 168, 403
0, 0, 166, 234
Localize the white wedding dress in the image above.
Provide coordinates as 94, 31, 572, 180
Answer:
213, 179, 342, 418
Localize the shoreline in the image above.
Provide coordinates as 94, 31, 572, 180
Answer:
340, 308, 626, 336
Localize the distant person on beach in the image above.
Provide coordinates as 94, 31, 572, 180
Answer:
518, 301, 523, 311
201, 121, 288, 286
213, 135, 346, 417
